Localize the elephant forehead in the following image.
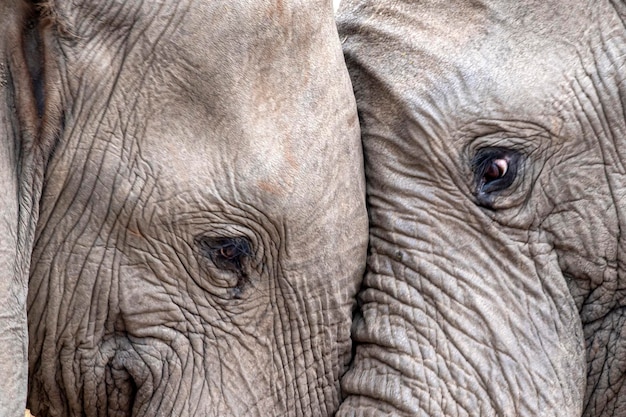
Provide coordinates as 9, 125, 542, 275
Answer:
168, 1, 329, 61
55, 0, 332, 78
131, 62, 357, 216
53, 0, 326, 41
140, 118, 316, 202
340, 0, 601, 131
54, 0, 341, 121
50, 0, 361, 217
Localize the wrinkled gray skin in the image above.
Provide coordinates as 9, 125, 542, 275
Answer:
20, 0, 368, 416
1, 1, 51, 415
337, 0, 626, 416
0, 6, 26, 414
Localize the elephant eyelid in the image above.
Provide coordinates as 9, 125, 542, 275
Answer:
195, 236, 252, 271
472, 147, 521, 202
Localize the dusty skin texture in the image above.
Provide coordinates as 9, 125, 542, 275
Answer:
0, 2, 28, 414
25, 0, 368, 416
337, 0, 626, 416
1, 1, 58, 415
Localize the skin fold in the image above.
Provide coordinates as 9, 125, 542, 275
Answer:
0, 3, 28, 414
24, 0, 368, 416
0, 1, 56, 414
337, 0, 626, 416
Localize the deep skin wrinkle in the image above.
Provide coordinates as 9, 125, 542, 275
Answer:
0, 1, 61, 414
25, 1, 368, 416
337, 0, 626, 416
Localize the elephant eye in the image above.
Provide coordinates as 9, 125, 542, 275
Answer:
219, 245, 239, 260
472, 147, 521, 202
195, 236, 252, 271
484, 158, 508, 181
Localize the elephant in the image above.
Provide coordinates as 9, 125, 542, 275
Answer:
336, 0, 626, 416
1, 0, 368, 416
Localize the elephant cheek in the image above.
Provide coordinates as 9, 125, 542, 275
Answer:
42, 247, 365, 417
338, 224, 586, 417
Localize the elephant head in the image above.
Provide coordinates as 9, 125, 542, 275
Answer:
25, 0, 368, 416
337, 0, 626, 415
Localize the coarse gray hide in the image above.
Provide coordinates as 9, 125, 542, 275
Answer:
337, 0, 626, 416
22, 0, 368, 416
0, 1, 53, 415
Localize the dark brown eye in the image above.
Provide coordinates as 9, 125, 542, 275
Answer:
472, 147, 521, 206
195, 236, 252, 271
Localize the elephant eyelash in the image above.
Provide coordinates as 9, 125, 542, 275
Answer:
472, 147, 521, 205
195, 236, 252, 272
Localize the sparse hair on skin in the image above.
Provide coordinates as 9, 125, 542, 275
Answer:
35, 0, 75, 39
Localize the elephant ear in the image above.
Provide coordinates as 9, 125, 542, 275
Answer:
0, 1, 60, 414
